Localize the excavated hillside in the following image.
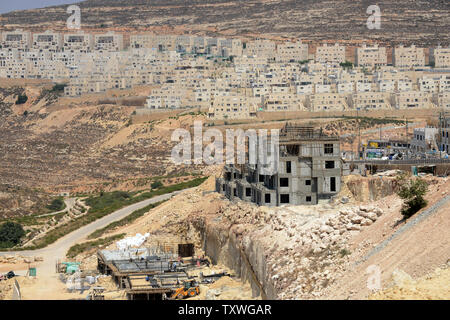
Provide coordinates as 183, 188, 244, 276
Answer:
73, 174, 449, 300
0, 0, 449, 46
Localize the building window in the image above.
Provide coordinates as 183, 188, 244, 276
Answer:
305, 180, 311, 186
265, 194, 271, 203
233, 188, 237, 197
222, 185, 225, 192
280, 194, 290, 204
306, 196, 312, 202
330, 177, 336, 192
246, 188, 251, 197
325, 161, 335, 169
259, 175, 264, 182
324, 144, 334, 154
286, 161, 291, 174
280, 178, 289, 187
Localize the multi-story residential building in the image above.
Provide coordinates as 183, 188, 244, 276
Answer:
350, 92, 392, 110
146, 85, 193, 110
392, 91, 434, 109
63, 31, 93, 53
32, 30, 62, 52
356, 81, 373, 92
397, 79, 413, 91
276, 40, 309, 63
208, 94, 259, 119
437, 75, 450, 92
377, 80, 396, 92
393, 45, 425, 69
337, 82, 354, 94
433, 92, 450, 109
1, 29, 31, 50
356, 44, 387, 68
410, 127, 438, 152
94, 32, 123, 52
306, 93, 349, 112
244, 39, 276, 59
296, 83, 314, 95
264, 93, 306, 111
315, 83, 333, 94
419, 76, 439, 93
216, 124, 341, 206
130, 34, 157, 49
315, 43, 345, 64
439, 118, 450, 154
430, 46, 450, 68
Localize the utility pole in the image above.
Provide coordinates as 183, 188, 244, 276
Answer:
405, 116, 408, 160
357, 108, 361, 160
439, 111, 442, 159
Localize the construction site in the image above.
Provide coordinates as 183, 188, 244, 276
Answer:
96, 243, 216, 300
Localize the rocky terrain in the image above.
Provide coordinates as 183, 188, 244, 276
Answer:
0, 80, 204, 197
70, 173, 448, 300
0, 0, 448, 46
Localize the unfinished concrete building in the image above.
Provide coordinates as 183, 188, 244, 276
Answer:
216, 124, 341, 206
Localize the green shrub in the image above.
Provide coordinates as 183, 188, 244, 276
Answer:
15, 94, 28, 105
46, 198, 65, 212
339, 61, 353, 69
13, 177, 207, 251
151, 180, 163, 189
51, 84, 67, 93
88, 200, 167, 239
396, 175, 428, 219
0, 222, 25, 248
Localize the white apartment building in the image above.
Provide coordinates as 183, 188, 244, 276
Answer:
393, 45, 425, 69
1, 29, 31, 50
208, 94, 259, 119
439, 120, 450, 154
33, 30, 62, 52
397, 79, 413, 91
337, 82, 354, 94
356, 44, 387, 68
410, 127, 438, 152
315, 83, 333, 94
433, 92, 450, 109
419, 76, 439, 93
315, 43, 345, 64
244, 39, 276, 59
94, 32, 123, 52
377, 80, 396, 92
264, 93, 305, 111
146, 84, 193, 110
63, 32, 93, 53
356, 81, 373, 92
296, 83, 314, 95
351, 92, 392, 110
392, 91, 433, 109
306, 93, 349, 112
438, 75, 450, 92
430, 46, 450, 68
276, 40, 308, 63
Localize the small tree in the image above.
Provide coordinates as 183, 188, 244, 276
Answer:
0, 222, 25, 248
15, 94, 28, 105
151, 180, 163, 189
47, 198, 65, 211
396, 175, 428, 219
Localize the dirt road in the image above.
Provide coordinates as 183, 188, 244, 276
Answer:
0, 191, 181, 299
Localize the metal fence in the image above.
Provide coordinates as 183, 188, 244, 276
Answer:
349, 159, 450, 165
